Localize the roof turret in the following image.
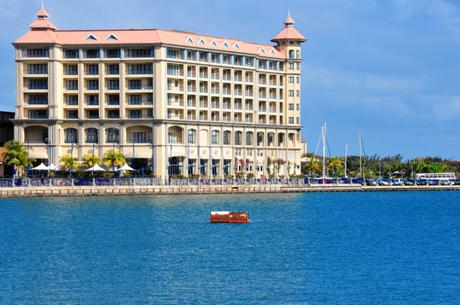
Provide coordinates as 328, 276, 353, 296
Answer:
30, 4, 56, 30
271, 13, 306, 43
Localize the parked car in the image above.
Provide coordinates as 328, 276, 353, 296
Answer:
377, 178, 391, 186
403, 179, 415, 186
366, 179, 378, 186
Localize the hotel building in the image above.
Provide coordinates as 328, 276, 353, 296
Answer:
13, 7, 307, 179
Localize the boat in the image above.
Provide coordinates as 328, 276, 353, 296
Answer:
210, 211, 250, 223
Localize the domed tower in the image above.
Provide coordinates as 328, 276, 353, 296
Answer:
29, 4, 57, 31
272, 13, 307, 175
272, 12, 306, 126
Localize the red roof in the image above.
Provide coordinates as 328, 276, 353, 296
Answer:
36, 7, 49, 18
271, 14, 306, 43
15, 28, 285, 58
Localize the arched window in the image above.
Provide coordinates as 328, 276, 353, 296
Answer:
85, 128, 98, 143
257, 132, 264, 146
223, 131, 231, 145
235, 131, 242, 145
106, 128, 119, 143
188, 129, 196, 144
64, 128, 77, 144
268, 132, 274, 146
246, 132, 253, 146
168, 126, 183, 144
211, 130, 220, 144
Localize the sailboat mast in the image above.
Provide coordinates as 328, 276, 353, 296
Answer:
322, 123, 327, 178
359, 134, 363, 179
344, 143, 348, 178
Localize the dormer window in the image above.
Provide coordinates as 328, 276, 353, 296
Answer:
269, 49, 276, 55
222, 41, 229, 48
210, 40, 217, 47
259, 48, 265, 54
107, 34, 118, 40
186, 37, 194, 43
233, 43, 240, 49
198, 39, 206, 45
86, 34, 98, 41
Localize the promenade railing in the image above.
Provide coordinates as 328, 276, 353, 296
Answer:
5, 177, 435, 187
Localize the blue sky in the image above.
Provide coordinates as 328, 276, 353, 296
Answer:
1, 0, 459, 158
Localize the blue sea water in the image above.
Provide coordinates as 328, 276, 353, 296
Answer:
0, 191, 459, 305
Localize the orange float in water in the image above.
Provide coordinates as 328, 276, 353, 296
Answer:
210, 211, 250, 223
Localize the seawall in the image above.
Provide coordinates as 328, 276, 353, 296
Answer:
1, 184, 460, 198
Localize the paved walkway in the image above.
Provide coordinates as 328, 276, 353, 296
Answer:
1, 184, 459, 198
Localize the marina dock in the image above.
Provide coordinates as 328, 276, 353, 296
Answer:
1, 184, 459, 198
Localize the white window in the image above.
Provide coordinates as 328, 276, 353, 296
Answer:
222, 41, 229, 48
107, 34, 118, 40
210, 40, 217, 47
198, 39, 206, 45
186, 37, 193, 43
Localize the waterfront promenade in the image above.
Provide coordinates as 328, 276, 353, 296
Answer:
0, 179, 459, 198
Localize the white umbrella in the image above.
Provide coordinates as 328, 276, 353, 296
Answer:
117, 163, 136, 171
85, 164, 106, 172
31, 163, 49, 171
48, 163, 59, 171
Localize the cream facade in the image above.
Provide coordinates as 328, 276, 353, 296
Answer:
13, 7, 306, 180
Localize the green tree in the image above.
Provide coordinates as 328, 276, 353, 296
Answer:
59, 155, 79, 172
306, 156, 322, 177
102, 150, 126, 170
328, 156, 343, 176
2, 140, 34, 177
82, 154, 101, 168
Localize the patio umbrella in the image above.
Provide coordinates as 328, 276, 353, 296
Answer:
117, 163, 136, 171
31, 163, 49, 171
85, 164, 106, 172
48, 163, 59, 171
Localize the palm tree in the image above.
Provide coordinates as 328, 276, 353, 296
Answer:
102, 150, 126, 171
82, 154, 101, 168
307, 157, 322, 177
2, 140, 34, 178
59, 155, 79, 172
328, 157, 343, 177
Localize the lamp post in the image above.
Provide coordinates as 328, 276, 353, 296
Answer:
89, 132, 96, 180
70, 138, 74, 178
109, 131, 116, 173
152, 138, 155, 176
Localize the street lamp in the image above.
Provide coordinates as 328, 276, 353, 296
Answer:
70, 135, 75, 178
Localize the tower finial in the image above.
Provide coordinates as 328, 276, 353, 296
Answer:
41, 0, 44, 9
